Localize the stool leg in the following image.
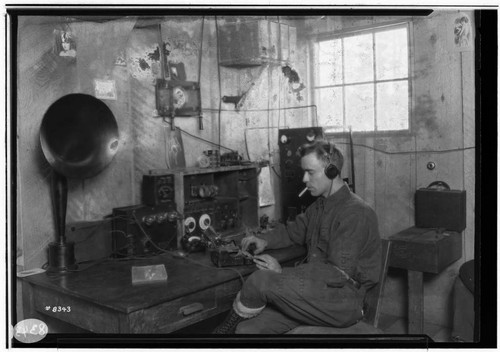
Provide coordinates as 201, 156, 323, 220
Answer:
373, 240, 391, 329
408, 270, 424, 334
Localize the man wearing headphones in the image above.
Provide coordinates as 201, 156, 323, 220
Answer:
213, 140, 381, 334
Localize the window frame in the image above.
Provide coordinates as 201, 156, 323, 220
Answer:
310, 20, 414, 137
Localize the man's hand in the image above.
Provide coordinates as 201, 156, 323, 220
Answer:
253, 254, 282, 274
241, 235, 268, 255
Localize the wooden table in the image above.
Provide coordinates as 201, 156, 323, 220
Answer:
22, 246, 306, 334
389, 227, 462, 334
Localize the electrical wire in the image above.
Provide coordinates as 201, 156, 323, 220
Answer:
271, 165, 282, 179
201, 105, 319, 114
66, 220, 110, 244
215, 16, 223, 156
130, 211, 247, 284
266, 60, 272, 163
157, 106, 320, 158
157, 116, 236, 153
243, 129, 251, 161
168, 251, 247, 286
333, 142, 476, 155
131, 211, 179, 255
197, 16, 205, 130
198, 16, 204, 84
238, 167, 263, 181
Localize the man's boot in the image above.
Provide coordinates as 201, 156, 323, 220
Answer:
213, 308, 246, 334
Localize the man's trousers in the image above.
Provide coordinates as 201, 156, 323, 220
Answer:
235, 265, 365, 334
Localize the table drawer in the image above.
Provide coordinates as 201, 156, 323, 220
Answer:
128, 286, 218, 333
32, 285, 121, 333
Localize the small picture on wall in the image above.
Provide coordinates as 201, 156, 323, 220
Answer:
169, 62, 186, 81
449, 12, 474, 52
114, 50, 127, 66
94, 79, 117, 100
54, 29, 77, 58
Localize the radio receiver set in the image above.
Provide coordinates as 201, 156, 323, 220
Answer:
136, 165, 259, 255
111, 202, 179, 257
142, 174, 175, 206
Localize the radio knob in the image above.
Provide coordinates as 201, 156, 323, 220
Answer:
167, 211, 179, 222
142, 215, 155, 226
157, 212, 167, 223
280, 135, 291, 144
306, 130, 317, 142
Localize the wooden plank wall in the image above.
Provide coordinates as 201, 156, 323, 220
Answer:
303, 11, 476, 328
16, 13, 475, 330
17, 17, 137, 269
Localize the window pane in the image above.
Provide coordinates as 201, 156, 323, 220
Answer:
317, 87, 343, 129
345, 83, 374, 131
376, 81, 409, 130
375, 27, 408, 80
344, 33, 373, 84
317, 39, 342, 86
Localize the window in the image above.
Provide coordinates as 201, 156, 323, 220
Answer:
313, 23, 411, 133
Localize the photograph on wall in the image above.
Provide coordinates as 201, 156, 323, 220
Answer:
114, 50, 127, 66
54, 28, 77, 58
449, 12, 474, 52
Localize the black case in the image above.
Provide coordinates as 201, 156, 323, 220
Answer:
415, 181, 466, 232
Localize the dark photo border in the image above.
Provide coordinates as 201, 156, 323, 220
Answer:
6, 4, 496, 350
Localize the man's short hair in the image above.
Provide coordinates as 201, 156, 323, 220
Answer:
299, 140, 344, 173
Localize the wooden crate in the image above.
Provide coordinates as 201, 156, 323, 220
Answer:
389, 227, 462, 274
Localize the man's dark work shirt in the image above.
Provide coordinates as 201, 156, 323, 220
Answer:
265, 184, 381, 289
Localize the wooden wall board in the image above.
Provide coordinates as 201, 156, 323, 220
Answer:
373, 153, 414, 238
161, 18, 203, 82
463, 148, 475, 260
355, 136, 376, 209
461, 51, 475, 262
17, 24, 80, 269
415, 151, 464, 190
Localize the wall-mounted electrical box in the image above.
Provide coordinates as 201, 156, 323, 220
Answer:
218, 20, 296, 68
155, 79, 201, 117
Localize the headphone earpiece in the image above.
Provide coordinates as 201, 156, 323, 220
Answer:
323, 143, 339, 180
324, 163, 339, 180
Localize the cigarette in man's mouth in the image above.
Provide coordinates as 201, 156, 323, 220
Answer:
298, 187, 308, 197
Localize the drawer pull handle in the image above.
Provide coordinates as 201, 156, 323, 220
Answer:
179, 302, 204, 316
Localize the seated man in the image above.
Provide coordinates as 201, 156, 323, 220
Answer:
213, 140, 382, 334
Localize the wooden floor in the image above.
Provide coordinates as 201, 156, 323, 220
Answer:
44, 309, 454, 342
177, 311, 454, 342
377, 313, 453, 342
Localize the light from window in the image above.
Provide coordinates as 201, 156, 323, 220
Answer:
314, 24, 410, 133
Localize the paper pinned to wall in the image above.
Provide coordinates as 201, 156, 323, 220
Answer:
258, 166, 275, 207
